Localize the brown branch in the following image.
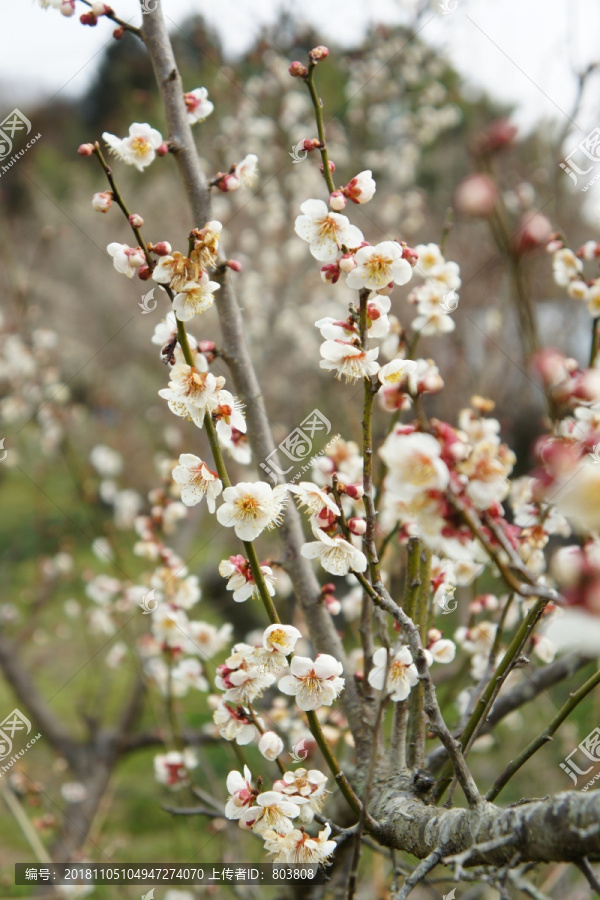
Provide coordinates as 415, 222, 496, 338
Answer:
140, 0, 367, 751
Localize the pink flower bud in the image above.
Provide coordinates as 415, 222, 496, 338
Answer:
344, 483, 364, 500
91, 191, 112, 213
309, 45, 330, 62
113, 26, 125, 39
128, 213, 144, 228
198, 340, 217, 354
151, 241, 172, 256
401, 245, 419, 266
77, 143, 95, 156
137, 265, 152, 281
347, 517, 367, 536
80, 12, 98, 25
513, 213, 552, 256
320, 263, 340, 284
227, 259, 242, 272
329, 190, 346, 211
156, 142, 169, 157
428, 628, 442, 643
454, 173, 498, 218
320, 160, 335, 174
289, 61, 309, 78
474, 118, 517, 155
303, 138, 321, 151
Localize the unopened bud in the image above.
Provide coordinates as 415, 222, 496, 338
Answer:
137, 265, 152, 281
347, 517, 367, 536
302, 138, 321, 151
289, 61, 309, 78
113, 26, 125, 39
226, 259, 242, 272
128, 213, 144, 228
401, 244, 419, 266
156, 142, 169, 157
80, 12, 98, 25
329, 190, 346, 211
309, 45, 330, 62
150, 241, 172, 256
91, 191, 112, 213
320, 160, 335, 174
344, 483, 364, 500
339, 253, 356, 273
78, 143, 95, 156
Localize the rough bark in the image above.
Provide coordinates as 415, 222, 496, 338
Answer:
372, 775, 600, 864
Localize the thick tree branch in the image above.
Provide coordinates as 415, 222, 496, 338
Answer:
372, 785, 600, 865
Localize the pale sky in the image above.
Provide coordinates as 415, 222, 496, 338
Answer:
3, 0, 600, 152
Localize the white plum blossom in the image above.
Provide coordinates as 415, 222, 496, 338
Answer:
288, 482, 340, 516
319, 340, 380, 382
263, 823, 337, 864
301, 531, 367, 576
344, 170, 376, 204
274, 768, 328, 824
262, 624, 302, 657
378, 358, 418, 389
278, 654, 345, 711
379, 431, 449, 500
258, 731, 285, 761
216, 482, 288, 541
154, 749, 197, 789
213, 389, 247, 442
294, 199, 364, 262
552, 248, 583, 287
346, 241, 412, 291
212, 700, 262, 745
172, 275, 220, 322
235, 153, 259, 188
367, 646, 419, 701
239, 791, 303, 834
218, 555, 277, 604
184, 87, 214, 124
428, 638, 456, 664
102, 123, 163, 171
220, 667, 276, 706
90, 445, 123, 478
415, 243, 445, 273
106, 242, 145, 278
158, 362, 223, 428
172, 454, 223, 512
225, 766, 256, 819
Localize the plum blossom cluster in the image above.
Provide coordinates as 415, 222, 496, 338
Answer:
0, 313, 70, 454
409, 243, 461, 335
225, 765, 335, 864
